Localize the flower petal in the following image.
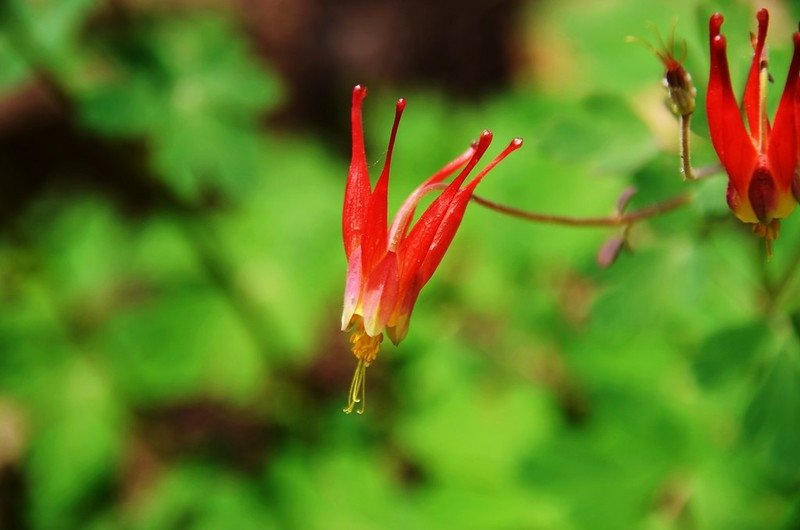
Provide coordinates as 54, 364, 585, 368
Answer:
743, 9, 769, 142
707, 15, 758, 198
417, 138, 523, 285
341, 246, 364, 331
386, 287, 421, 345
360, 252, 399, 337
360, 99, 406, 277
768, 31, 800, 190
387, 146, 475, 252
396, 131, 493, 289
343, 85, 371, 259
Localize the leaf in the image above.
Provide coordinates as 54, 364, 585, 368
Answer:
99, 286, 263, 405
78, 16, 280, 201
0, 0, 98, 72
26, 356, 123, 530
396, 341, 555, 489
693, 322, 769, 388
538, 93, 658, 174
268, 450, 421, 530
691, 173, 731, 218
118, 465, 278, 530
743, 349, 800, 482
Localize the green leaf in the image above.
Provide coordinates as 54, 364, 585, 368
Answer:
538, 93, 658, 174
396, 341, 555, 489
691, 174, 730, 218
26, 356, 123, 530
268, 450, 421, 530
0, 0, 98, 72
117, 465, 278, 530
78, 16, 280, 200
693, 321, 769, 388
0, 36, 29, 89
100, 286, 263, 405
744, 349, 800, 482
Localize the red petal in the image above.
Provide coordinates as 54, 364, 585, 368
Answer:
360, 99, 405, 276
360, 251, 399, 337
707, 22, 757, 196
384, 135, 522, 343
386, 286, 421, 345
743, 9, 768, 142
768, 32, 800, 189
343, 85, 371, 259
396, 131, 493, 289
341, 246, 364, 330
387, 146, 475, 251
417, 138, 523, 285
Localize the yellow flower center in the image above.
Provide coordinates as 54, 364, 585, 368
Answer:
343, 318, 383, 414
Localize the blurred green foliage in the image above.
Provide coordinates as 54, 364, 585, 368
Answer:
1, 0, 800, 529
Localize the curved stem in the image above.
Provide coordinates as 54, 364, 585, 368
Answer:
469, 191, 693, 228
680, 114, 721, 181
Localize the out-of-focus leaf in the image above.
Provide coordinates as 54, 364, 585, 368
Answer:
212, 138, 342, 358
268, 450, 421, 530
0, 38, 29, 89
26, 356, 123, 530
30, 196, 134, 306
538, 94, 658, 174
693, 322, 769, 388
100, 286, 263, 405
744, 349, 800, 481
0, 246, 69, 397
414, 486, 570, 530
529, 0, 704, 97
691, 174, 729, 218
113, 465, 278, 530
78, 16, 280, 200
396, 340, 555, 489
0, 0, 97, 73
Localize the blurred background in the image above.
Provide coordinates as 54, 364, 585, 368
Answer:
1, 0, 800, 528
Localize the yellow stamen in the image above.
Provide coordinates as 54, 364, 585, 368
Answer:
343, 318, 383, 414
344, 358, 368, 414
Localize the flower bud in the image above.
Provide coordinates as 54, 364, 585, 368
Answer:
662, 58, 696, 117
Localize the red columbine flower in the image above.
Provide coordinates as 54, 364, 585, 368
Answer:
707, 9, 800, 244
341, 85, 522, 414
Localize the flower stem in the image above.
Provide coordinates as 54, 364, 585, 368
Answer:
469, 191, 694, 228
680, 114, 721, 181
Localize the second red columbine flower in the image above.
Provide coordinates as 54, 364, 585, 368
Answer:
341, 85, 522, 413
707, 9, 800, 243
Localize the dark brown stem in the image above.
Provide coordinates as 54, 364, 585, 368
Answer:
469, 192, 693, 228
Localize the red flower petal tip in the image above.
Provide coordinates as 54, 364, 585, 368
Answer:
710, 13, 724, 37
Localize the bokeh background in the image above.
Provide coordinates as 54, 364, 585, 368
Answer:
2, 0, 800, 528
